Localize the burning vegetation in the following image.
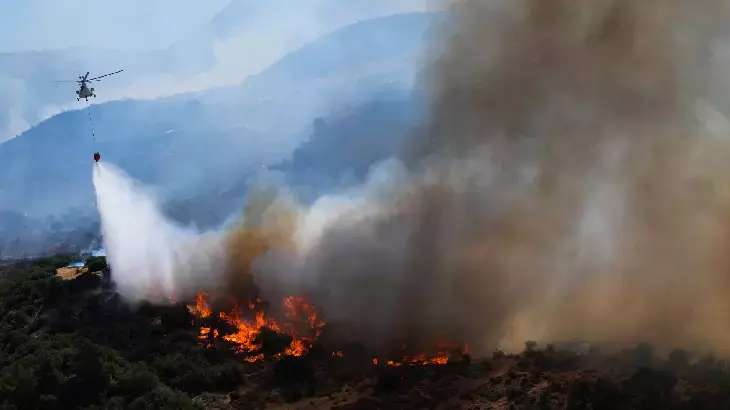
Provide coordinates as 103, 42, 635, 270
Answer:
187, 290, 467, 368
187, 291, 323, 362
8, 255, 730, 409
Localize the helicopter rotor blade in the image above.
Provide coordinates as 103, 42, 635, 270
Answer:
87, 69, 123, 82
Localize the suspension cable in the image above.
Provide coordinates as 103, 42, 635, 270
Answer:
85, 99, 96, 148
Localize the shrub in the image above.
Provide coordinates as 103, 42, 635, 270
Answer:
85, 256, 108, 273
114, 364, 159, 399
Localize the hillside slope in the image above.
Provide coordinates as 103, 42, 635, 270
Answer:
0, 12, 438, 219
3, 256, 730, 409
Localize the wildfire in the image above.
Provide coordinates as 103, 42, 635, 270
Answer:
198, 327, 219, 348
371, 341, 470, 367
286, 339, 306, 356
220, 308, 280, 353
372, 352, 451, 367
281, 296, 326, 356
283, 296, 326, 333
187, 291, 212, 319
188, 291, 467, 367
187, 291, 325, 361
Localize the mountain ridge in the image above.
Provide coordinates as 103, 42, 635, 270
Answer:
0, 2, 433, 141
0, 12, 438, 256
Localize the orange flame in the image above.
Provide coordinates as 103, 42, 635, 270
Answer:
187, 291, 212, 318
284, 296, 326, 332
189, 291, 326, 362
244, 354, 264, 363
220, 308, 281, 354
371, 340, 468, 366
281, 296, 327, 355
375, 352, 451, 367
285, 339, 306, 357
189, 291, 462, 366
197, 327, 218, 348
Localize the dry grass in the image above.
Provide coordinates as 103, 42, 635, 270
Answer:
56, 266, 87, 281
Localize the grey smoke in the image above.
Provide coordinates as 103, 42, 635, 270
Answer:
89, 0, 730, 357
247, 0, 730, 356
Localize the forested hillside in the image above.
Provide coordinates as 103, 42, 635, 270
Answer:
3, 256, 730, 409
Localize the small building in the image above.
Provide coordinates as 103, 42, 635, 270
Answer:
68, 260, 85, 268
56, 250, 112, 283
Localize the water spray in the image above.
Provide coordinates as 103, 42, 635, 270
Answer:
92, 161, 227, 306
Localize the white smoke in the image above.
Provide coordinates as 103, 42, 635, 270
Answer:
92, 161, 227, 305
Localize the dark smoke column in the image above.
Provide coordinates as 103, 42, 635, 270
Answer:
283, 0, 730, 356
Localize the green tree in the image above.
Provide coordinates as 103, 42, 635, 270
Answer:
61, 339, 110, 407
0, 363, 39, 408
85, 256, 108, 272
115, 363, 159, 399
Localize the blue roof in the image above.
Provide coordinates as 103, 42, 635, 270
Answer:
68, 261, 85, 268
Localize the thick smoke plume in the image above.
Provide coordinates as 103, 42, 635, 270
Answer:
241, 0, 730, 356
94, 0, 730, 357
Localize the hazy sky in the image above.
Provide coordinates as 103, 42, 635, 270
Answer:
0, 0, 229, 52
0, 0, 436, 141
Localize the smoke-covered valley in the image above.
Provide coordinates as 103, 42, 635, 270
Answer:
0, 11, 436, 257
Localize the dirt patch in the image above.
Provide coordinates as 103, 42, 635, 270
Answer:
56, 266, 87, 280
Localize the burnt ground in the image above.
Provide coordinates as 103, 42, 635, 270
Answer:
219, 345, 730, 410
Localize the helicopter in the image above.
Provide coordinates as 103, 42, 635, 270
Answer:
54, 70, 123, 101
